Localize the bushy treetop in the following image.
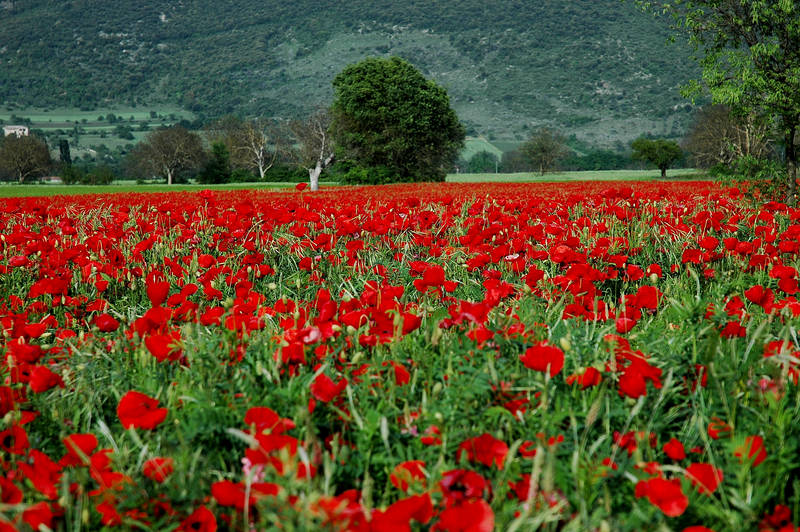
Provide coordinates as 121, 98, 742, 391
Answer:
331, 56, 465, 183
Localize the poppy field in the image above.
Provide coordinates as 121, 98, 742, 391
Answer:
0, 181, 798, 531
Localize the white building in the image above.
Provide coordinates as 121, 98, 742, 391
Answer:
3, 125, 29, 137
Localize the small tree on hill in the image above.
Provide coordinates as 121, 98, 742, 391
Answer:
331, 56, 465, 183
127, 126, 205, 184
631, 138, 683, 178
520, 128, 570, 175
0, 134, 52, 183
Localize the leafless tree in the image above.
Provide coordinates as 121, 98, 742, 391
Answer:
683, 105, 773, 168
287, 109, 335, 191
0, 134, 52, 183
127, 126, 205, 184
206, 116, 279, 180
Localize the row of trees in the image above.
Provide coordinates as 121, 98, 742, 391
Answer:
124, 57, 463, 190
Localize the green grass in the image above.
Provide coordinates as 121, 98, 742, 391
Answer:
0, 182, 298, 197
447, 169, 707, 182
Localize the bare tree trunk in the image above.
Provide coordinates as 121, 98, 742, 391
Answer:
309, 164, 322, 192
661, 167, 667, 179
166, 168, 173, 186
787, 124, 797, 205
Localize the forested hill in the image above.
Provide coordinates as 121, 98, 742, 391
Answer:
0, 0, 699, 146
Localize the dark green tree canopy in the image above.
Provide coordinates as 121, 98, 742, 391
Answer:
631, 138, 683, 178
467, 151, 499, 173
331, 56, 465, 183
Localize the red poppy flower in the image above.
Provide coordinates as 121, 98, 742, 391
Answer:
22, 502, 55, 531
146, 274, 170, 307
0, 477, 22, 504
178, 506, 217, 532
310, 374, 348, 403
707, 417, 732, 440
457, 433, 509, 469
28, 365, 65, 393
566, 367, 602, 389
145, 330, 183, 362
734, 435, 767, 468
371, 493, 434, 530
143, 457, 175, 483
520, 342, 564, 377
390, 460, 426, 492
432, 498, 494, 532
61, 433, 98, 466
0, 425, 29, 455
663, 438, 686, 461
244, 406, 295, 434
295, 182, 308, 191
117, 391, 168, 430
634, 477, 688, 517
685, 463, 723, 495
96, 501, 122, 526
17, 450, 62, 500
615, 317, 637, 334
95, 313, 120, 332
440, 469, 490, 502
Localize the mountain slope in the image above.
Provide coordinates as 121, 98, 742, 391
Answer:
0, 0, 700, 146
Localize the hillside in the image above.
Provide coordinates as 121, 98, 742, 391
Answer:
0, 1, 700, 146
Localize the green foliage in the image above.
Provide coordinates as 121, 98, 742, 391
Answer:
115, 124, 135, 140
499, 149, 532, 173
638, 0, 800, 195
562, 149, 634, 171
230, 168, 258, 182
84, 164, 115, 185
710, 155, 786, 202
331, 57, 465, 183
198, 142, 232, 184
263, 163, 307, 183
59, 163, 115, 185
59, 164, 84, 185
631, 137, 683, 177
466, 151, 499, 173
338, 165, 397, 185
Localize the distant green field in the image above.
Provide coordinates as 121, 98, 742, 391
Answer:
0, 106, 194, 158
447, 169, 707, 182
0, 182, 298, 197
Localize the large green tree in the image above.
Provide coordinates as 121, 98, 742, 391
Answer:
331, 56, 465, 183
637, 0, 800, 198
